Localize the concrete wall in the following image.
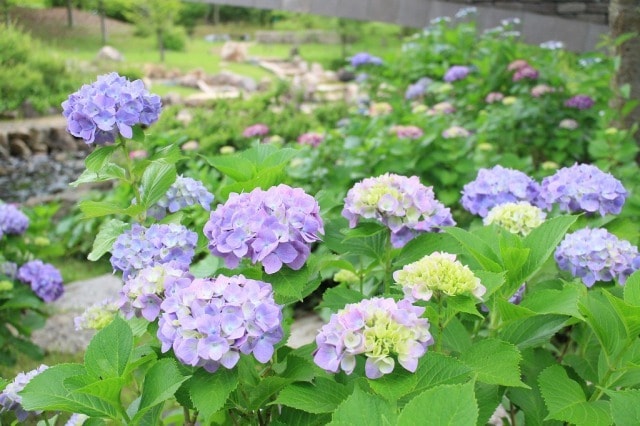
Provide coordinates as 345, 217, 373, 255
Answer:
189, 0, 610, 51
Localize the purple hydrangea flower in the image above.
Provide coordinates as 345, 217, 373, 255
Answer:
118, 263, 193, 321
350, 52, 383, 67
314, 297, 433, 379
443, 65, 470, 82
158, 274, 283, 372
17, 260, 64, 303
540, 163, 627, 216
564, 95, 594, 110
513, 66, 539, 82
405, 77, 432, 100
62, 72, 162, 145
391, 125, 424, 140
242, 123, 270, 138
0, 203, 29, 238
555, 228, 640, 287
343, 173, 455, 248
461, 166, 545, 217
65, 414, 89, 426
204, 184, 324, 274
297, 132, 324, 147
0, 261, 18, 279
0, 365, 48, 422
145, 176, 214, 220
110, 223, 197, 279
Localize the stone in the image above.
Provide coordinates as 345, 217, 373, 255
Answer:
143, 63, 167, 79
220, 41, 249, 62
48, 127, 80, 152
28, 128, 49, 154
8, 137, 32, 157
176, 109, 193, 126
557, 2, 587, 14
96, 45, 124, 62
20, 101, 39, 118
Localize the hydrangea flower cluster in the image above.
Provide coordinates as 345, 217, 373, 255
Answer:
443, 65, 470, 82
242, 123, 269, 138
74, 298, 119, 331
483, 201, 546, 236
0, 365, 48, 422
507, 59, 538, 82
145, 176, 214, 220
405, 77, 432, 100
342, 173, 455, 248
62, 72, 162, 145
369, 102, 393, 116
393, 252, 486, 301
110, 223, 197, 279
17, 260, 64, 303
204, 184, 324, 274
485, 92, 504, 103
314, 297, 433, 379
297, 132, 324, 147
565, 95, 594, 110
555, 228, 640, 287
442, 126, 470, 138
158, 275, 283, 372
0, 261, 17, 279
461, 165, 544, 217
540, 163, 627, 216
531, 84, 555, 97
350, 52, 383, 67
118, 263, 193, 321
558, 118, 579, 130
391, 125, 424, 139
0, 203, 29, 238
426, 101, 455, 116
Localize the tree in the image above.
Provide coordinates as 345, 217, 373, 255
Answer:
609, 0, 640, 144
65, 0, 73, 27
129, 0, 181, 62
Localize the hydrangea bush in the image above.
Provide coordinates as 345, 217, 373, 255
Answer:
11, 12, 640, 425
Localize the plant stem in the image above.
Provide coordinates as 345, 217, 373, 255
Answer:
434, 294, 444, 352
184, 407, 195, 426
120, 137, 142, 208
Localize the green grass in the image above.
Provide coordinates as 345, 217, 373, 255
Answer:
50, 257, 113, 283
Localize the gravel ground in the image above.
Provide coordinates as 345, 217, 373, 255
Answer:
32, 274, 324, 353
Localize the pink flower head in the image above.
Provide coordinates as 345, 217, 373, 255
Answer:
531, 84, 555, 97
485, 92, 504, 104
507, 59, 529, 72
513, 66, 539, 82
391, 125, 424, 139
242, 123, 270, 138
297, 132, 324, 147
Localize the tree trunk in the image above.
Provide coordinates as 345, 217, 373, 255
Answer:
66, 0, 73, 28
609, 0, 640, 144
3, 0, 10, 28
99, 0, 107, 45
213, 4, 220, 26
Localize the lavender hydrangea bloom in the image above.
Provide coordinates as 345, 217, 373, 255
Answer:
110, 223, 197, 279
443, 65, 470, 82
461, 166, 545, 217
564, 95, 594, 110
158, 274, 283, 372
204, 184, 324, 274
540, 164, 627, 216
118, 263, 193, 321
343, 173, 455, 248
62, 72, 162, 145
0, 365, 48, 422
314, 297, 433, 379
405, 77, 432, 100
242, 123, 269, 138
0, 261, 17, 279
145, 176, 214, 220
297, 132, 324, 147
351, 52, 384, 67
555, 228, 640, 287
65, 414, 89, 426
0, 203, 29, 238
17, 260, 64, 303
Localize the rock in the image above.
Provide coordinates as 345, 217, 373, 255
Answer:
49, 127, 80, 152
27, 128, 48, 154
143, 63, 167, 79
181, 140, 199, 151
337, 69, 356, 82
220, 41, 249, 62
20, 101, 39, 118
161, 92, 183, 106
176, 109, 193, 126
96, 45, 124, 62
8, 137, 31, 157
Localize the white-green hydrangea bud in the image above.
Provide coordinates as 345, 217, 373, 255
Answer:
483, 201, 546, 236
334, 269, 359, 285
74, 298, 119, 331
393, 251, 485, 301
0, 280, 13, 291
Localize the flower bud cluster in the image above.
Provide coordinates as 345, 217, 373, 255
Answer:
483, 201, 546, 236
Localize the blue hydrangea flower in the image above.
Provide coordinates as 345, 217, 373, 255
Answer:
405, 77, 432, 100
314, 297, 433, 379
350, 52, 383, 67
343, 173, 455, 248
461, 166, 545, 217
62, 72, 162, 145
555, 228, 640, 287
0, 203, 29, 238
118, 263, 193, 321
158, 274, 283, 372
540, 163, 627, 216
204, 184, 324, 274
110, 223, 197, 279
443, 65, 470, 82
17, 260, 64, 303
145, 176, 214, 220
0, 365, 48, 422
65, 414, 89, 426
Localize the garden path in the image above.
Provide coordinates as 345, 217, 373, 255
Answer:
31, 274, 323, 354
